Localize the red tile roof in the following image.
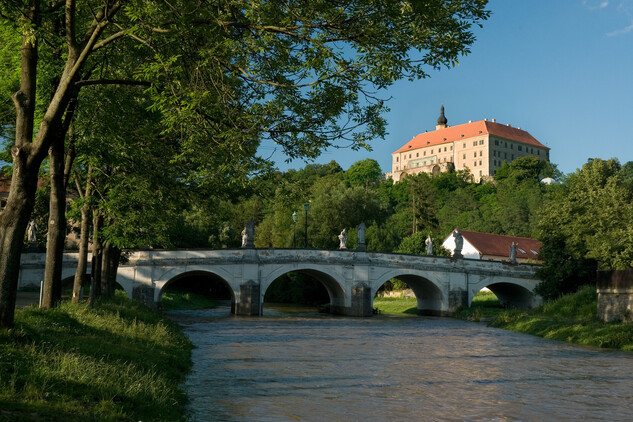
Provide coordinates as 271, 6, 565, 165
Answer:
0, 178, 10, 194
394, 120, 548, 154
0, 177, 46, 194
460, 230, 542, 260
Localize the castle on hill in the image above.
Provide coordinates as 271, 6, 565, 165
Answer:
387, 106, 550, 183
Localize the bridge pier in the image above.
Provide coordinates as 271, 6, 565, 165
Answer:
235, 280, 261, 316
349, 283, 373, 317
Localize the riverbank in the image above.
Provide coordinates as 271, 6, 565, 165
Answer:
375, 287, 633, 351
0, 292, 193, 421
489, 285, 633, 351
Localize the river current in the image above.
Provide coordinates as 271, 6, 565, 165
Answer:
169, 307, 633, 421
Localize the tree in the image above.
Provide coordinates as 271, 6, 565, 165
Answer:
0, 0, 490, 327
345, 159, 382, 188
535, 158, 633, 299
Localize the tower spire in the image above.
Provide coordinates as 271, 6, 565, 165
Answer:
436, 105, 448, 130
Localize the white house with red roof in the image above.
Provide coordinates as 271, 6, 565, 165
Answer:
442, 230, 542, 263
387, 106, 550, 182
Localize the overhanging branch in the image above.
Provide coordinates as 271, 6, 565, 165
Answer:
74, 79, 151, 87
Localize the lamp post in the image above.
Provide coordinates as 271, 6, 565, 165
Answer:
304, 201, 309, 248
292, 211, 298, 248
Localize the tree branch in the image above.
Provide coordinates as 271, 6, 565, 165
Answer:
74, 79, 151, 87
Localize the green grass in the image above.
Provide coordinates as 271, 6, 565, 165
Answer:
0, 291, 193, 421
455, 290, 503, 322
161, 290, 220, 311
373, 296, 419, 315
490, 285, 633, 351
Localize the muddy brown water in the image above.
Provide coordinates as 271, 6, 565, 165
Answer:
169, 307, 633, 421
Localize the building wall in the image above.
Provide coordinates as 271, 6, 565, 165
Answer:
389, 123, 550, 183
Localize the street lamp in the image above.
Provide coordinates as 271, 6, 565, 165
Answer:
292, 211, 298, 248
304, 201, 309, 248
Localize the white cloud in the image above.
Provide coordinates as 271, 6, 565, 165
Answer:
582, 0, 609, 10
606, 20, 633, 36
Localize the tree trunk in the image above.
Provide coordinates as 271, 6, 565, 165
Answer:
72, 167, 93, 303
90, 212, 103, 300
0, 151, 40, 327
0, 1, 41, 328
101, 242, 121, 298
41, 136, 67, 309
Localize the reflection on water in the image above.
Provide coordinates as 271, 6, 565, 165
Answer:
169, 308, 633, 422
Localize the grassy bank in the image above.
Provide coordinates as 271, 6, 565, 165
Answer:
0, 292, 193, 421
454, 290, 503, 321
373, 296, 418, 315
161, 290, 220, 311
490, 285, 633, 351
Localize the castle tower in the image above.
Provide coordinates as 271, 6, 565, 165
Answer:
435, 105, 448, 130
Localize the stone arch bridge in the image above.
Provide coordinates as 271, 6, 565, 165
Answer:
19, 249, 542, 316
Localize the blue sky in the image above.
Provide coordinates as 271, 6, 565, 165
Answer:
260, 0, 633, 176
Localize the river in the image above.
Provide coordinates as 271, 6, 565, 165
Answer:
169, 307, 633, 421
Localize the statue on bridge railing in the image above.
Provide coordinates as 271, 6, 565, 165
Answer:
241, 220, 255, 249
452, 229, 463, 259
27, 221, 38, 243
425, 235, 434, 256
338, 229, 347, 249
509, 242, 517, 264
27, 221, 38, 251
356, 222, 366, 251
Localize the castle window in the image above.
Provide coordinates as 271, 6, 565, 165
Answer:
479, 160, 482, 166
510, 144, 513, 149
416, 153, 419, 157
518, 145, 522, 152
450, 146, 453, 151
479, 151, 483, 157
463, 154, 466, 159
495, 140, 499, 146
424, 151, 426, 156
473, 152, 476, 158
473, 141, 477, 147
537, 150, 540, 155
463, 143, 466, 148
479, 140, 484, 145
473, 161, 477, 167
431, 149, 433, 154
444, 147, 447, 152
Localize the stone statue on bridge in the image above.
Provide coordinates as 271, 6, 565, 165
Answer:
27, 221, 39, 251
452, 229, 463, 259
425, 235, 433, 256
27, 221, 38, 244
509, 242, 517, 264
356, 222, 366, 251
338, 229, 347, 250
241, 220, 255, 249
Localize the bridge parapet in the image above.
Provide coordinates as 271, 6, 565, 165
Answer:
20, 249, 542, 316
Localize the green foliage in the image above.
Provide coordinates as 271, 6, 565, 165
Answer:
0, 292, 193, 421
161, 291, 220, 311
372, 297, 418, 316
264, 273, 330, 306
490, 285, 633, 351
345, 159, 382, 187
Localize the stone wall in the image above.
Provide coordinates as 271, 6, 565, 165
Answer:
597, 269, 633, 323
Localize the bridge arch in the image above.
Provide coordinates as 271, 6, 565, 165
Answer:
482, 282, 537, 309
373, 270, 447, 316
261, 266, 347, 315
158, 270, 236, 310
